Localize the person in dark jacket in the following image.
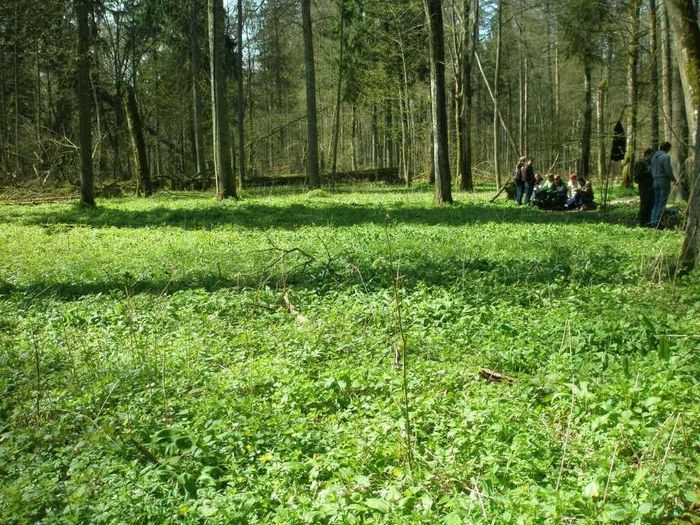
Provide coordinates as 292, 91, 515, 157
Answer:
650, 142, 676, 226
634, 148, 654, 226
514, 156, 526, 205
524, 157, 536, 205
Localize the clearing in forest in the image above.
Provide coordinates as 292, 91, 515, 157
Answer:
0, 187, 698, 524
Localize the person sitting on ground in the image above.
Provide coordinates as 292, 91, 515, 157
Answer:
564, 176, 594, 210
551, 174, 568, 209
566, 173, 578, 199
534, 174, 555, 209
531, 173, 544, 205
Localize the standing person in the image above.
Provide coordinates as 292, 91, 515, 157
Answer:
634, 148, 654, 226
524, 157, 536, 205
514, 156, 526, 205
650, 142, 676, 227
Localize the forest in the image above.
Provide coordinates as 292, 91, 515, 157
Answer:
1, 0, 700, 523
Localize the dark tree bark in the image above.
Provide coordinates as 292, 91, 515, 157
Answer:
125, 85, 153, 196
76, 0, 95, 206
424, 0, 453, 204
191, 0, 207, 189
209, 0, 236, 199
301, 0, 320, 188
457, 0, 477, 192
331, 0, 345, 185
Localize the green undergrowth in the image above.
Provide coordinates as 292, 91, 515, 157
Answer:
0, 187, 698, 524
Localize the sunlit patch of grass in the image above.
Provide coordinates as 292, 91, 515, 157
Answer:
1, 186, 698, 524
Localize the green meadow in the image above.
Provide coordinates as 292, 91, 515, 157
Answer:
0, 187, 698, 524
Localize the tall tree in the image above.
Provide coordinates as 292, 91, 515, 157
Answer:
424, 0, 453, 204
76, 0, 95, 206
649, 0, 659, 148
208, 0, 236, 199
621, 0, 642, 188
666, 0, 700, 270
236, 0, 246, 187
191, 0, 207, 189
301, 0, 320, 189
493, 0, 503, 189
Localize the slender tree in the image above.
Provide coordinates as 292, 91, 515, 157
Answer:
76, 0, 95, 206
236, 0, 246, 187
191, 0, 207, 189
301, 0, 320, 188
208, 0, 236, 199
621, 0, 641, 188
424, 0, 453, 204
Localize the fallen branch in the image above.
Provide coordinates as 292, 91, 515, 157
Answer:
282, 290, 308, 324
479, 368, 514, 384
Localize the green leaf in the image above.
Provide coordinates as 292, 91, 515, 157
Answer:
364, 498, 390, 513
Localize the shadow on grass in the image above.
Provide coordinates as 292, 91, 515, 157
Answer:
0, 243, 634, 302
0, 199, 637, 231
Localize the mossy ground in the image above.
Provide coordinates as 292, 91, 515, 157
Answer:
0, 185, 698, 524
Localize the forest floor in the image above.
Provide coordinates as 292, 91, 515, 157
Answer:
0, 185, 698, 524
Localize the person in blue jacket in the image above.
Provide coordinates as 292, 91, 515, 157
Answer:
650, 142, 676, 227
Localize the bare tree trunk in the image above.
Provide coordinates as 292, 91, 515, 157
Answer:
330, 0, 345, 184
597, 79, 607, 178
649, 0, 660, 148
191, 0, 207, 189
671, 63, 689, 198
76, 0, 95, 205
209, 0, 236, 199
665, 0, 700, 270
424, 0, 453, 204
494, 0, 503, 188
581, 61, 593, 180
459, 0, 477, 191
621, 0, 641, 188
125, 85, 153, 196
236, 0, 246, 188
661, 3, 673, 140
372, 104, 381, 170
301, 0, 320, 188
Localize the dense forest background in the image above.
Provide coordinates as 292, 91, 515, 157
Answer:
0, 0, 697, 196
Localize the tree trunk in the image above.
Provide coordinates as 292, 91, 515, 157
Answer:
125, 85, 153, 196
301, 0, 320, 188
661, 3, 673, 140
459, 0, 477, 191
665, 0, 700, 270
424, 0, 452, 204
580, 61, 593, 180
621, 0, 641, 188
330, 0, 345, 184
494, 0, 503, 189
76, 0, 95, 206
649, 0, 660, 148
671, 63, 689, 199
667, 0, 699, 145
191, 0, 207, 189
597, 79, 607, 178
209, 0, 236, 199
236, 0, 246, 188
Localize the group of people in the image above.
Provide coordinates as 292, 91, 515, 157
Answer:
513, 156, 594, 210
634, 142, 676, 227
